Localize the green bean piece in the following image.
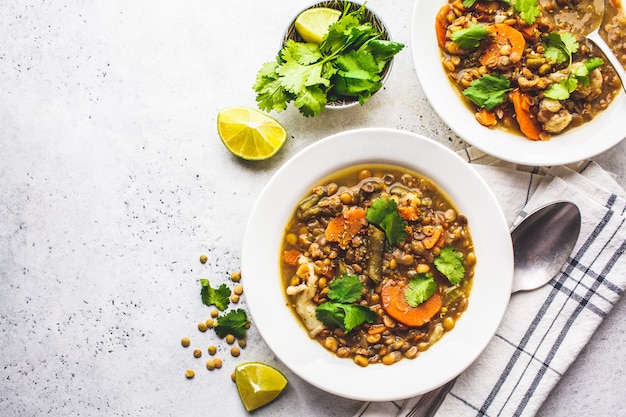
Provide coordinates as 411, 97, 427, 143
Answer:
366, 224, 385, 284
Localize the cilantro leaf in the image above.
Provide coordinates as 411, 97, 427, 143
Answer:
544, 81, 572, 100
214, 309, 249, 339
434, 247, 466, 285
366, 198, 408, 246
462, 74, 511, 110
514, 0, 540, 25
405, 273, 438, 307
451, 24, 487, 49
327, 273, 364, 303
200, 279, 231, 311
316, 302, 377, 333
544, 32, 578, 65
332, 49, 382, 102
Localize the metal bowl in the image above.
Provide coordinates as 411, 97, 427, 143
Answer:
282, 0, 394, 109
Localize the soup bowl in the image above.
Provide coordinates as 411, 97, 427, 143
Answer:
411, 0, 626, 166
241, 128, 513, 401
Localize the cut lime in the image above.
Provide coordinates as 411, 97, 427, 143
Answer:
295, 7, 342, 44
217, 107, 287, 161
234, 362, 288, 412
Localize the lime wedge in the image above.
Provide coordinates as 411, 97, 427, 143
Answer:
217, 107, 287, 161
295, 7, 342, 44
234, 362, 288, 412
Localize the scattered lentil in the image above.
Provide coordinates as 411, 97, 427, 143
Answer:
210, 309, 219, 318
181, 337, 191, 348
225, 334, 235, 345
193, 349, 202, 358
233, 285, 244, 295
231, 346, 241, 357
208, 345, 217, 355
185, 369, 195, 379
199, 254, 208, 264
206, 359, 215, 370
230, 294, 240, 303
197, 321, 208, 332
205, 318, 215, 328
230, 271, 241, 282
213, 357, 223, 368
237, 339, 247, 348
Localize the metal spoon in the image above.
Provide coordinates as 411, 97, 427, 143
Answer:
400, 201, 582, 417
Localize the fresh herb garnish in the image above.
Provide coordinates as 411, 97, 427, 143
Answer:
514, 0, 540, 25
543, 32, 604, 100
200, 278, 231, 311
405, 273, 438, 307
451, 24, 488, 49
366, 198, 408, 246
253, 5, 404, 117
462, 73, 512, 110
214, 309, 249, 339
462, 0, 538, 25
434, 246, 466, 285
315, 273, 378, 333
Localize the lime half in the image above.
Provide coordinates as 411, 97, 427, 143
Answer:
295, 7, 342, 44
217, 107, 287, 161
234, 362, 288, 412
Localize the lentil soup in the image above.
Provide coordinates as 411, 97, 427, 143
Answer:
280, 164, 475, 367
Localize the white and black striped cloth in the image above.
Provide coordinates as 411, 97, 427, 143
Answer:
357, 153, 626, 417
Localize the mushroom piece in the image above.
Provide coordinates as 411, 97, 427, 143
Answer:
285, 256, 325, 337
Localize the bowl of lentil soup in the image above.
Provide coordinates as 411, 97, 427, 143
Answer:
411, 0, 626, 166
242, 128, 513, 401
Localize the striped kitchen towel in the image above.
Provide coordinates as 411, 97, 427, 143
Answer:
356, 156, 626, 417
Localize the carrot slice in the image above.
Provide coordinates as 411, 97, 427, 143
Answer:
381, 280, 443, 327
475, 108, 497, 127
283, 249, 302, 266
480, 23, 526, 66
324, 207, 366, 249
510, 89, 543, 140
398, 206, 419, 221
436, 5, 451, 49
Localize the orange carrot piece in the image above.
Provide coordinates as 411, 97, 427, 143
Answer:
475, 108, 497, 127
398, 206, 419, 221
480, 23, 526, 66
381, 281, 443, 327
324, 207, 366, 249
510, 89, 543, 141
436, 5, 451, 49
283, 249, 302, 266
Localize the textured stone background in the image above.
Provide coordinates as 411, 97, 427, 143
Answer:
1, 1, 624, 416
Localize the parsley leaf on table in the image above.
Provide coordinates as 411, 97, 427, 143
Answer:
462, 73, 512, 110
200, 278, 231, 311
366, 198, 408, 246
214, 309, 249, 339
434, 247, 466, 285
405, 273, 438, 307
451, 24, 487, 49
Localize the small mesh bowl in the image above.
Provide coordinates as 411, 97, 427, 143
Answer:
282, 0, 394, 109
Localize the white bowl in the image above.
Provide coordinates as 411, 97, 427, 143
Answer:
411, 0, 626, 166
241, 128, 513, 401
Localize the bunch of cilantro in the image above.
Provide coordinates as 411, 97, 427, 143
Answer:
253, 5, 405, 117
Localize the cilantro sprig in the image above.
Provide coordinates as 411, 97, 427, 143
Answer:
451, 24, 487, 50
543, 32, 604, 100
405, 273, 438, 307
200, 278, 231, 311
316, 273, 378, 333
434, 246, 466, 285
253, 5, 404, 117
214, 309, 249, 339
462, 74, 512, 110
366, 198, 408, 246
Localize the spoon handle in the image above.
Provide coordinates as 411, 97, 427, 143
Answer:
588, 30, 626, 93
400, 379, 456, 417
